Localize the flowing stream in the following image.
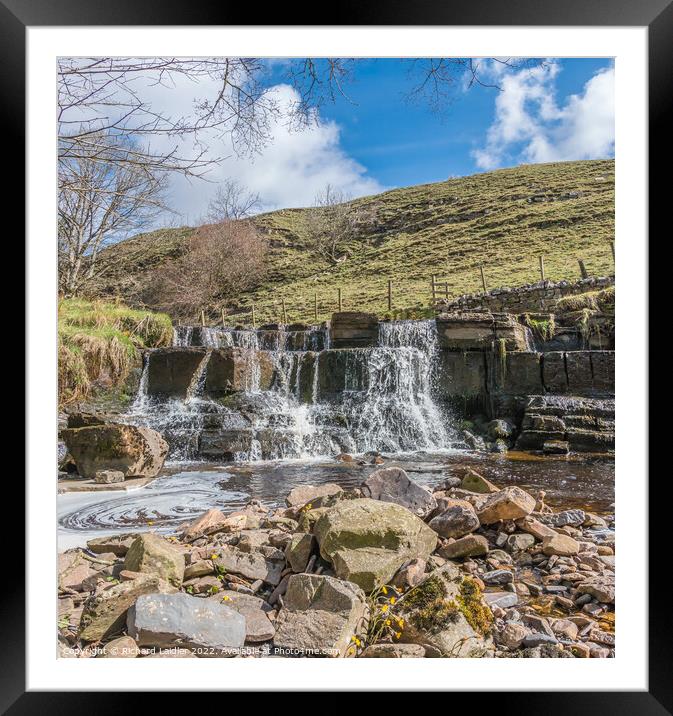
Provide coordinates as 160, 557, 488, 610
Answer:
58, 320, 614, 549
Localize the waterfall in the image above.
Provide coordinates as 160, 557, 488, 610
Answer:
124, 320, 455, 462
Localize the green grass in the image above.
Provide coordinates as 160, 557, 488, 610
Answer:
91, 159, 615, 325
58, 298, 172, 405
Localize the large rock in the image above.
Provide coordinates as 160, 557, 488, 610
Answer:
428, 499, 480, 539
285, 483, 344, 509
460, 469, 499, 494
213, 591, 275, 643
436, 312, 529, 351
541, 534, 580, 557
314, 499, 437, 592
128, 593, 246, 656
273, 574, 366, 657
61, 424, 168, 479
59, 552, 97, 591
213, 546, 285, 586
79, 574, 165, 642
87, 533, 138, 557
329, 312, 379, 349
204, 348, 274, 396
438, 534, 489, 559
397, 564, 494, 657
146, 347, 208, 398
361, 467, 437, 518
124, 534, 186, 588
476, 486, 536, 524
285, 533, 316, 573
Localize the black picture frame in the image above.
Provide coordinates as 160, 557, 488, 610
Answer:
8, 0, 664, 708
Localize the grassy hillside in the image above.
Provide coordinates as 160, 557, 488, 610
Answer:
59, 298, 172, 405
92, 159, 615, 325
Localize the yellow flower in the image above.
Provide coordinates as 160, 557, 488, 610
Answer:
381, 586, 388, 595
395, 632, 402, 639
210, 553, 218, 560
385, 619, 391, 626
380, 604, 389, 613
390, 597, 396, 605
351, 635, 357, 642
147, 521, 154, 525
221, 596, 231, 602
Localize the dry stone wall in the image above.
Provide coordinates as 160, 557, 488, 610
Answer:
437, 275, 614, 315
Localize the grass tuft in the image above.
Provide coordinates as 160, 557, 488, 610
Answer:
58, 298, 172, 405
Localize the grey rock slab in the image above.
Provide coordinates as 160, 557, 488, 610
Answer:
128, 592, 246, 657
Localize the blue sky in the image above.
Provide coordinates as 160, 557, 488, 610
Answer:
162, 58, 615, 223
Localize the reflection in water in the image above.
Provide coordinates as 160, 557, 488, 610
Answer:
58, 452, 614, 549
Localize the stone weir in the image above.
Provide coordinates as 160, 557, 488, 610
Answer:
123, 311, 614, 461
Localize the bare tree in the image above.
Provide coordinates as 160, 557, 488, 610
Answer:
206, 179, 262, 221
58, 132, 167, 297
142, 220, 268, 320
304, 184, 376, 265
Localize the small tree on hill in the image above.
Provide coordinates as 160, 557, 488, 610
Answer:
142, 220, 268, 320
305, 184, 375, 264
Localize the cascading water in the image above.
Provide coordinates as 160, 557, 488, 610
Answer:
123, 320, 455, 462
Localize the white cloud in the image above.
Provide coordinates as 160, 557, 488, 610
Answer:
155, 84, 383, 224
472, 62, 614, 171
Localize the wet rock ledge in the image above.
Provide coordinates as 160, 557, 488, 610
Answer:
58, 466, 615, 659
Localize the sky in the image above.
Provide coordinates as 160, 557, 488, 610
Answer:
129, 57, 616, 226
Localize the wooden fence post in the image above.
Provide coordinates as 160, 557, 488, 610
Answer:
578, 259, 588, 279
221, 308, 226, 327
480, 265, 487, 292
200, 309, 206, 327
337, 288, 343, 312
610, 241, 615, 262
281, 299, 288, 324
251, 303, 257, 329
387, 280, 393, 311
539, 256, 545, 281
431, 274, 437, 302
314, 293, 318, 322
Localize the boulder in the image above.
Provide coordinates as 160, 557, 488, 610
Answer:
213, 546, 285, 586
285, 483, 344, 509
98, 635, 139, 658
285, 533, 316, 573
181, 508, 232, 540
59, 552, 97, 591
428, 499, 480, 539
214, 591, 275, 643
391, 558, 427, 589
128, 592, 246, 656
329, 312, 379, 349
87, 533, 138, 557
273, 574, 367, 657
79, 574, 166, 642
397, 564, 494, 657
576, 576, 615, 604
146, 347, 208, 398
476, 487, 536, 524
361, 467, 437, 518
460, 469, 499, 494
124, 534, 186, 588
314, 499, 437, 592
437, 534, 489, 559
61, 424, 168, 479
497, 622, 529, 649
541, 534, 580, 557
94, 470, 125, 484
506, 533, 536, 552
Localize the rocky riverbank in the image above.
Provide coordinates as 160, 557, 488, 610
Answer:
58, 465, 615, 658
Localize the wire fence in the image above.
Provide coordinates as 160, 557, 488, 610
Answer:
193, 245, 615, 328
